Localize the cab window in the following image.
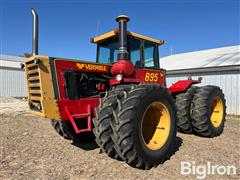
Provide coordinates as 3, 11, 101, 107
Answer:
144, 42, 159, 69
128, 37, 141, 67
97, 36, 142, 66
97, 38, 118, 64
97, 36, 159, 69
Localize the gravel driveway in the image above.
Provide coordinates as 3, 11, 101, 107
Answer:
0, 97, 239, 179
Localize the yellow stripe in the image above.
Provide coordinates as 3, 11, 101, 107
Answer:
29, 83, 40, 88
29, 89, 41, 94
28, 69, 39, 74
91, 29, 164, 45
28, 76, 39, 81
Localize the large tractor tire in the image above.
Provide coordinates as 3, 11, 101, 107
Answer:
92, 86, 129, 159
51, 120, 94, 143
175, 86, 197, 133
109, 84, 177, 169
51, 120, 72, 140
191, 85, 226, 137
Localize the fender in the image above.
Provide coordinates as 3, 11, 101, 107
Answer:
168, 79, 201, 94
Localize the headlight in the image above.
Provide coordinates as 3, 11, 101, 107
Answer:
115, 74, 123, 81
34, 58, 40, 64
36, 104, 41, 110
20, 63, 25, 70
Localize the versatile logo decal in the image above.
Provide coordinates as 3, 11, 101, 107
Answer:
76, 63, 108, 72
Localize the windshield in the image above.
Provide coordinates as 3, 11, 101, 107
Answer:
97, 38, 118, 64
144, 42, 159, 68
97, 36, 159, 69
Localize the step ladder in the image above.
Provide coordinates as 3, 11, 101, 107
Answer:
64, 105, 92, 134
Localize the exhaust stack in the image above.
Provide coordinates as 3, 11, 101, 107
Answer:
31, 9, 39, 55
116, 15, 129, 60
111, 15, 134, 78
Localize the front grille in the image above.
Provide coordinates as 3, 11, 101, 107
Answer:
25, 60, 42, 112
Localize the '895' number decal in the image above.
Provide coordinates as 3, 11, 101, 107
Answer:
145, 73, 159, 82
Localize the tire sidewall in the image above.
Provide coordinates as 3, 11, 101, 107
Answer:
132, 87, 176, 164
207, 88, 226, 134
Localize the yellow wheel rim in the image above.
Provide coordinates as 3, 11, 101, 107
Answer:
210, 96, 224, 128
141, 101, 171, 151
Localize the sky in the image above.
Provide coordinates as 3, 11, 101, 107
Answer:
0, 0, 239, 61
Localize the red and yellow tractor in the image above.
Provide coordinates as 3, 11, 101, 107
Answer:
22, 9, 226, 169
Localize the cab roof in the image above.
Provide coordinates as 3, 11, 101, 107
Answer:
90, 29, 164, 45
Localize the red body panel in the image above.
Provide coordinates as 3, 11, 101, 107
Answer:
110, 68, 166, 85
53, 59, 200, 134
64, 105, 92, 133
111, 59, 135, 77
168, 80, 200, 93
54, 59, 166, 98
54, 60, 110, 98
57, 98, 100, 120
54, 60, 107, 133
57, 98, 100, 133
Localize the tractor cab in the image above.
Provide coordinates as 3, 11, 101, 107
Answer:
91, 30, 164, 69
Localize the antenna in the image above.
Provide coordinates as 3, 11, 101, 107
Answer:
95, 20, 100, 36
169, 46, 173, 55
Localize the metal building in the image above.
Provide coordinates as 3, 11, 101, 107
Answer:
0, 54, 26, 97
160, 45, 240, 115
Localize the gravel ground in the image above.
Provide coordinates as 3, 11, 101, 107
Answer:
0, 97, 239, 180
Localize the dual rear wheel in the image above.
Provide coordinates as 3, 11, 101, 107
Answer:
175, 85, 226, 137
93, 84, 177, 169
93, 84, 226, 169
191, 85, 226, 137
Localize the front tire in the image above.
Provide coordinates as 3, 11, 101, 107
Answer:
92, 87, 129, 159
110, 84, 177, 169
51, 120, 72, 140
51, 120, 94, 143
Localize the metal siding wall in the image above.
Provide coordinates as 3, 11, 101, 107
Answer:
0, 68, 27, 97
166, 70, 240, 115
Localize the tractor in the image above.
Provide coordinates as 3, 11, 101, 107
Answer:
22, 9, 226, 169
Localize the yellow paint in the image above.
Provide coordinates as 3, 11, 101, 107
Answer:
210, 96, 224, 128
24, 56, 60, 120
128, 32, 164, 45
144, 73, 159, 82
91, 29, 164, 45
91, 30, 117, 43
141, 101, 171, 150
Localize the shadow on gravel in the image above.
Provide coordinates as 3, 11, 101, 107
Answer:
71, 136, 182, 159
160, 136, 183, 164
149, 136, 183, 169
173, 136, 183, 152
71, 140, 99, 151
